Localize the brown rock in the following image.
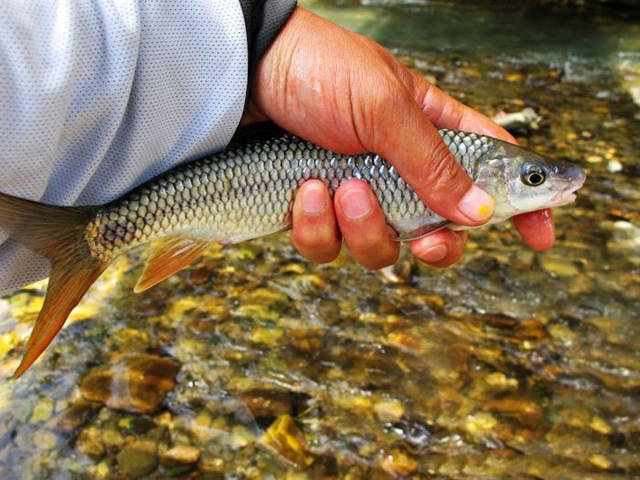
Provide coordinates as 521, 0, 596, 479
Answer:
117, 442, 158, 478
240, 389, 292, 419
160, 445, 200, 466
260, 414, 314, 468
379, 449, 418, 477
80, 353, 180, 413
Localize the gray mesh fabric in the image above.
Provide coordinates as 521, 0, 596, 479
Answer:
0, 1, 297, 295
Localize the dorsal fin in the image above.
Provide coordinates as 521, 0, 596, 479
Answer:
134, 236, 209, 293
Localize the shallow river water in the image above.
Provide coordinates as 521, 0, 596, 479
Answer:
1, 1, 639, 478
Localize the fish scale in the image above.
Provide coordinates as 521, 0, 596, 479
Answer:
86, 129, 495, 263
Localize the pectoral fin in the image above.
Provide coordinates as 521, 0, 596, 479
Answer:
134, 237, 209, 293
394, 221, 452, 241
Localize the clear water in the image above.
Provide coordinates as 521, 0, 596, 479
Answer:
1, 1, 639, 478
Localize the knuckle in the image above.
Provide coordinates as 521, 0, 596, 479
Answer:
417, 140, 466, 196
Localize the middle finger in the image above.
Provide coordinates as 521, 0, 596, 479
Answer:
334, 180, 399, 270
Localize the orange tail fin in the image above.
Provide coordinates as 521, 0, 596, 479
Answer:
0, 192, 106, 378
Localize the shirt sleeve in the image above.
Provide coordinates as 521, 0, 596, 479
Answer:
0, 0, 295, 295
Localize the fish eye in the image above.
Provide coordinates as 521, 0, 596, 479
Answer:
521, 163, 546, 186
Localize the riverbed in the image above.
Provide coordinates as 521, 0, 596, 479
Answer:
1, 1, 639, 478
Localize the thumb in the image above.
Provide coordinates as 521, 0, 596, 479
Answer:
366, 86, 494, 226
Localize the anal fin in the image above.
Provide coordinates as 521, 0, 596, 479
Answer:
134, 237, 210, 293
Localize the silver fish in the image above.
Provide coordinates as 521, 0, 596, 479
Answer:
0, 127, 585, 377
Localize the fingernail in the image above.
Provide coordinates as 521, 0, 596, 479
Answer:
418, 243, 448, 262
302, 185, 326, 214
457, 185, 494, 223
340, 189, 372, 219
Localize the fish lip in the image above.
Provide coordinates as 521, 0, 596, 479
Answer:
548, 166, 586, 207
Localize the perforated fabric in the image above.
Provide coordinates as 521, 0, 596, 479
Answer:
0, 1, 250, 295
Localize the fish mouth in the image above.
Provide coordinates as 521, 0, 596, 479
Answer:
548, 166, 586, 207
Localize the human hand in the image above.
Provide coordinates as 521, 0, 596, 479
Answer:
249, 7, 554, 269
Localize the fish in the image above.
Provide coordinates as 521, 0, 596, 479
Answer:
0, 126, 586, 378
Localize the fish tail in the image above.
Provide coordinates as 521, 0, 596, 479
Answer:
0, 192, 106, 378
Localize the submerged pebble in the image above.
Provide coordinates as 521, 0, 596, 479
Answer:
80, 354, 180, 413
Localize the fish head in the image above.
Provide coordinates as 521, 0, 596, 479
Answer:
475, 142, 586, 222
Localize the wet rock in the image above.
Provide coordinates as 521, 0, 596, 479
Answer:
485, 397, 544, 428
76, 426, 105, 460
548, 323, 578, 344
374, 399, 405, 422
493, 107, 541, 130
630, 86, 640, 107
589, 416, 613, 435
260, 414, 314, 468
484, 372, 519, 391
160, 445, 200, 466
80, 353, 180, 413
606, 221, 640, 265
607, 159, 623, 173
54, 401, 100, 432
199, 454, 225, 473
379, 449, 418, 477
88, 461, 111, 479
228, 425, 254, 450
29, 396, 53, 423
589, 454, 613, 470
117, 442, 158, 478
240, 389, 292, 419
539, 254, 581, 276
190, 411, 228, 443
186, 267, 210, 286
250, 326, 284, 344
112, 328, 150, 352
33, 430, 58, 451
514, 318, 550, 341
0, 331, 17, 358
102, 427, 126, 450
505, 73, 524, 83
580, 130, 594, 140
464, 412, 498, 438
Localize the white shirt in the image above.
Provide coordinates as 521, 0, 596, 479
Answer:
0, 0, 249, 294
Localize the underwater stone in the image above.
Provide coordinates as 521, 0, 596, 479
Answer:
539, 254, 581, 276
160, 445, 200, 466
54, 401, 100, 432
32, 430, 58, 451
75, 426, 104, 460
379, 449, 418, 477
117, 442, 158, 478
260, 414, 314, 468
80, 353, 180, 413
374, 399, 406, 422
606, 159, 623, 173
29, 396, 53, 423
606, 221, 640, 265
240, 389, 292, 418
